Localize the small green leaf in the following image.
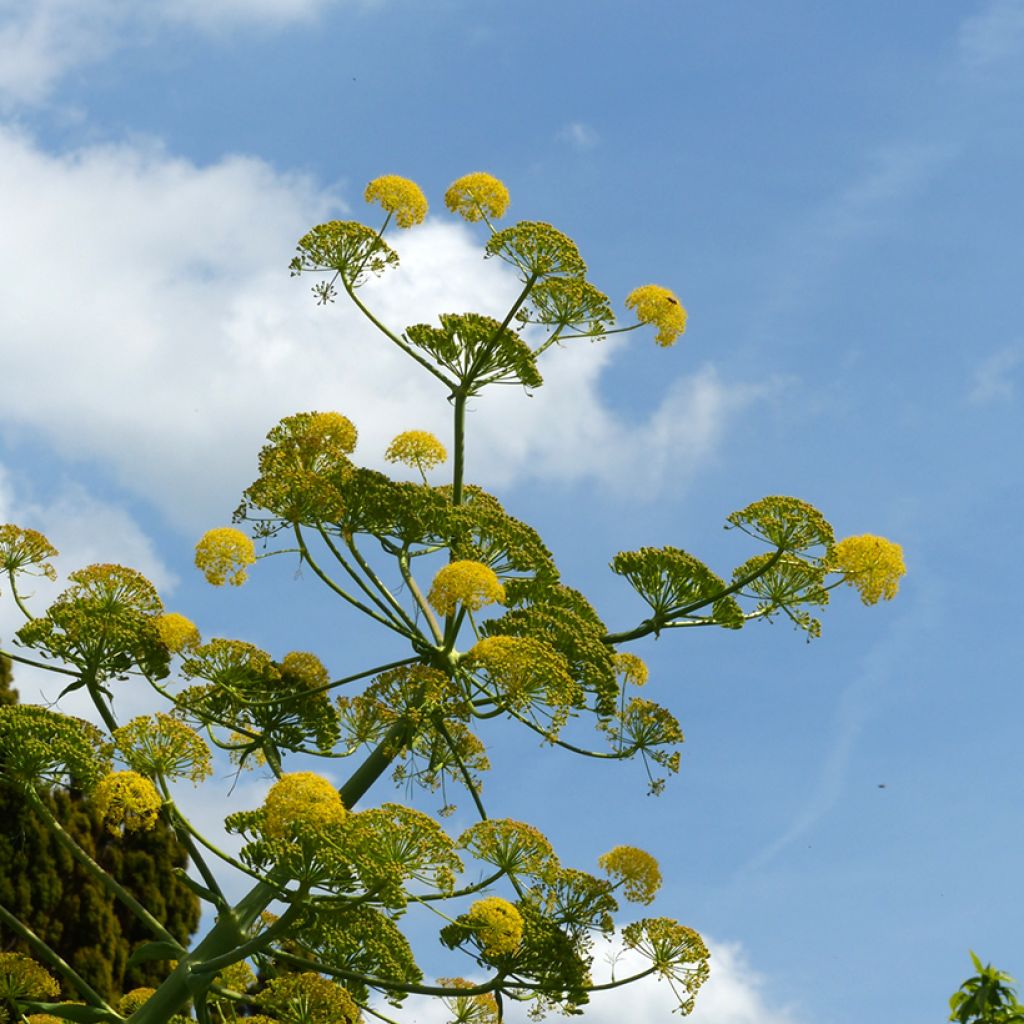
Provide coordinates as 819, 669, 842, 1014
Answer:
126, 939, 186, 968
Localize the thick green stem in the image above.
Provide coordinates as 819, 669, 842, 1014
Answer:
23, 787, 178, 946
451, 392, 467, 508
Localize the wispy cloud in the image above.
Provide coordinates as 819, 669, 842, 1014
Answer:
958, 0, 1024, 70
558, 120, 599, 150
0, 0, 359, 107
0, 126, 759, 532
968, 341, 1024, 403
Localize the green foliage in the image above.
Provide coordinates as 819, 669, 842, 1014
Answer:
0, 669, 199, 1003
950, 953, 1024, 1024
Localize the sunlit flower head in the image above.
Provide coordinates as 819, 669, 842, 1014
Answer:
385, 430, 448, 472
428, 561, 506, 617
93, 771, 162, 835
625, 284, 688, 346
263, 771, 346, 839
364, 175, 428, 228
0, 953, 60, 1002
613, 652, 649, 687
830, 534, 906, 605
195, 528, 256, 587
0, 525, 58, 581
280, 650, 330, 690
466, 897, 523, 958
118, 989, 156, 1015
598, 845, 662, 904
444, 172, 510, 222
156, 612, 201, 654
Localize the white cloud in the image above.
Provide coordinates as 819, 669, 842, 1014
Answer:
968, 341, 1024, 403
558, 121, 600, 150
0, 460, 178, 715
958, 0, 1024, 70
399, 936, 803, 1024
0, 126, 756, 533
0, 0, 358, 107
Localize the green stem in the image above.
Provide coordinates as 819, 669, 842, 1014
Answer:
343, 282, 456, 389
190, 898, 306, 975
397, 552, 443, 645
23, 787, 179, 946
5, 570, 34, 620
451, 391, 467, 507
602, 546, 785, 644
293, 526, 408, 635
266, 949, 501, 998
0, 649, 80, 678
0, 899, 117, 1013
317, 526, 418, 635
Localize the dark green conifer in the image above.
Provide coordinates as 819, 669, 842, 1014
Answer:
0, 656, 200, 1001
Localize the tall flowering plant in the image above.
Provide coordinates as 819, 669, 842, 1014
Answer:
0, 173, 905, 1024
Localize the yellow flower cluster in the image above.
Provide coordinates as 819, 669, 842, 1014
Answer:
428, 561, 506, 616
0, 953, 60, 1001
830, 534, 906, 605
156, 612, 201, 654
625, 284, 688, 347
118, 989, 156, 1015
262, 772, 346, 839
598, 845, 662, 904
0, 524, 58, 581
613, 652, 649, 687
92, 771, 162, 835
437, 978, 499, 1024
306, 411, 359, 455
280, 650, 331, 691
466, 897, 523, 958
194, 528, 256, 587
112, 713, 213, 784
365, 175, 428, 228
262, 973, 361, 1024
467, 635, 579, 716
385, 430, 448, 471
444, 172, 511, 222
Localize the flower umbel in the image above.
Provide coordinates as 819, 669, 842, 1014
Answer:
466, 897, 523, 958
428, 561, 506, 617
195, 528, 256, 586
830, 534, 906, 604
625, 284, 688, 346
385, 430, 448, 472
598, 845, 662, 904
613, 652, 649, 687
92, 771, 162, 835
263, 772, 346, 839
365, 175, 428, 228
444, 172, 510, 222
156, 612, 201, 654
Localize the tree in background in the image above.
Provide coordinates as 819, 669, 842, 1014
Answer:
949, 953, 1024, 1024
0, 173, 906, 1024
0, 654, 200, 1002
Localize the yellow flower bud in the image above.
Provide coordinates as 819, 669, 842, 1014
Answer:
444, 172, 510, 222
156, 612, 201, 654
830, 534, 906, 604
428, 561, 505, 617
93, 771, 162, 835
466, 897, 523, 957
263, 772, 346, 839
385, 430, 448, 471
194, 528, 256, 587
365, 175, 428, 227
626, 284, 688, 346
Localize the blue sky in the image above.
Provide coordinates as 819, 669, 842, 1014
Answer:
1, 2, 1022, 1022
